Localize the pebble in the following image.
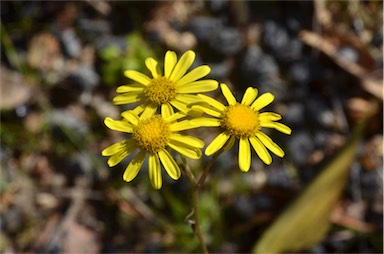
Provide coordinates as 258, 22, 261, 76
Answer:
287, 130, 315, 167
47, 109, 89, 137
305, 97, 335, 129
206, 0, 229, 14
283, 102, 306, 127
239, 46, 279, 84
95, 36, 128, 53
67, 65, 99, 91
209, 27, 244, 56
337, 46, 359, 64
59, 28, 82, 58
266, 167, 293, 188
261, 20, 303, 63
205, 61, 232, 79
188, 16, 222, 42
78, 19, 111, 40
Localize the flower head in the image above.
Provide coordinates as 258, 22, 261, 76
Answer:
192, 83, 292, 172
113, 50, 218, 116
102, 110, 204, 189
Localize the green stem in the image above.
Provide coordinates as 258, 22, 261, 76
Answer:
191, 183, 208, 254
181, 148, 224, 254
182, 163, 208, 253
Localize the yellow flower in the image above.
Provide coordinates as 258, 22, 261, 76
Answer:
113, 50, 218, 116
102, 110, 204, 189
191, 83, 292, 172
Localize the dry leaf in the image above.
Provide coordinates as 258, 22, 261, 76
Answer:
253, 108, 373, 253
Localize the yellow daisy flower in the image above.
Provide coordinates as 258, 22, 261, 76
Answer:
191, 83, 292, 172
102, 110, 204, 189
113, 50, 218, 116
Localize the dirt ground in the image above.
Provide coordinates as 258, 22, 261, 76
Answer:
1, 1, 383, 253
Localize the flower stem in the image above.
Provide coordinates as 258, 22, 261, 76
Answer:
191, 183, 208, 254
181, 148, 224, 254
182, 163, 208, 253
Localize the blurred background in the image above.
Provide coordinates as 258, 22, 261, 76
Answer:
1, 1, 382, 253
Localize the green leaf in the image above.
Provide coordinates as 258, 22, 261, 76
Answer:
253, 112, 372, 253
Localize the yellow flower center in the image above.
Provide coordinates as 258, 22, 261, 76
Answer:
144, 76, 177, 106
132, 116, 170, 153
222, 103, 260, 138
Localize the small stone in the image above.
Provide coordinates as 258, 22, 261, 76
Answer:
0, 67, 32, 110
205, 61, 232, 79
59, 28, 82, 58
239, 46, 279, 84
306, 98, 335, 129
67, 65, 99, 91
188, 16, 222, 42
338, 46, 359, 64
287, 130, 315, 167
209, 27, 244, 56
261, 20, 303, 62
284, 102, 305, 127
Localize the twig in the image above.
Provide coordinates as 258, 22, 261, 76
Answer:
314, 0, 331, 27
46, 177, 90, 251
299, 30, 383, 100
299, 30, 367, 78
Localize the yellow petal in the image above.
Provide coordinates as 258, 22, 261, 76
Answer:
251, 93, 274, 111
170, 50, 195, 82
256, 132, 285, 157
124, 70, 151, 85
107, 144, 138, 167
164, 51, 177, 78
107, 149, 128, 167
190, 117, 221, 127
104, 117, 133, 133
205, 132, 230, 156
177, 80, 218, 93
220, 83, 237, 105
241, 87, 258, 106
198, 94, 226, 111
261, 122, 292, 135
166, 112, 186, 123
175, 94, 202, 104
102, 139, 136, 156
176, 65, 210, 86
170, 120, 195, 131
161, 103, 174, 119
259, 112, 282, 121
168, 142, 202, 159
121, 111, 139, 125
192, 104, 222, 117
113, 93, 143, 105
158, 149, 181, 180
140, 104, 158, 119
149, 153, 162, 189
145, 57, 160, 78
169, 134, 205, 148
116, 84, 145, 93
123, 150, 146, 182
239, 138, 251, 172
249, 136, 272, 165
223, 135, 235, 151
132, 104, 145, 115
169, 100, 190, 114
